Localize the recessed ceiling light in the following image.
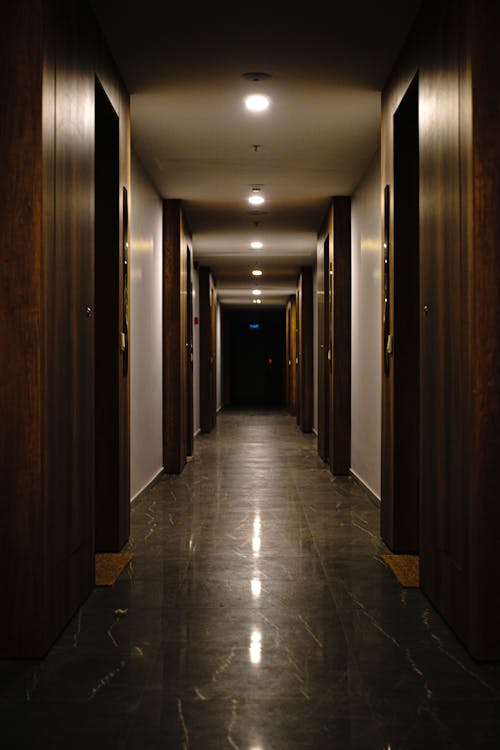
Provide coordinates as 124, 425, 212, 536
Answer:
248, 195, 265, 205
252, 269, 263, 276
245, 94, 270, 112
253, 298, 262, 304
251, 241, 263, 249
252, 289, 262, 296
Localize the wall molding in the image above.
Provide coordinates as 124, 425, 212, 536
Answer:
350, 469, 381, 508
130, 468, 164, 504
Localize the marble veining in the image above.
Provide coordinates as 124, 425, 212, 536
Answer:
1, 409, 500, 748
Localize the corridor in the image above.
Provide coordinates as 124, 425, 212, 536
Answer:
2, 410, 500, 749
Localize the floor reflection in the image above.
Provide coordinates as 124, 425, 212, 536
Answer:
1, 410, 500, 749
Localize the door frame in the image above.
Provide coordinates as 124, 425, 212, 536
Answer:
381, 74, 420, 553
94, 77, 130, 552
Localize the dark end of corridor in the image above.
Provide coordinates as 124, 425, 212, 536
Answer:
224, 309, 286, 409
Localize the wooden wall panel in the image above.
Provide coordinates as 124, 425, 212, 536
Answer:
199, 266, 217, 432
186, 247, 194, 455
469, 0, 500, 658
383, 0, 500, 658
330, 198, 351, 475
315, 198, 351, 474
297, 268, 313, 433
382, 0, 470, 646
285, 296, 297, 415
316, 216, 331, 462
0, 0, 131, 657
44, 0, 95, 631
0, 0, 45, 656
163, 200, 190, 472
419, 4, 469, 637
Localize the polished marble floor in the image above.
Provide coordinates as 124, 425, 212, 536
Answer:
2, 409, 500, 749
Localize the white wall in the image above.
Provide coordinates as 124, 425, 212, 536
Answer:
351, 149, 382, 499
130, 150, 163, 500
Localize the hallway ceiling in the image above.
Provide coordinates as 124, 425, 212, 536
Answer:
90, 0, 421, 307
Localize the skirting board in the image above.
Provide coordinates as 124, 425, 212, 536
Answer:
130, 467, 164, 504
349, 469, 381, 508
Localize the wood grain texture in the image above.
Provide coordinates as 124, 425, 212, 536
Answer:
199, 266, 217, 432
469, 0, 500, 658
285, 296, 297, 416
0, 0, 131, 656
330, 197, 351, 475
383, 0, 500, 658
382, 0, 469, 636
46, 0, 96, 634
186, 248, 194, 454
418, 0, 470, 648
0, 0, 45, 656
297, 268, 313, 433
163, 200, 189, 472
316, 214, 331, 462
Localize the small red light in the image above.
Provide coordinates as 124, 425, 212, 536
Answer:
268, 358, 273, 365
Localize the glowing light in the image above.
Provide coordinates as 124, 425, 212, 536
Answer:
249, 630, 262, 664
252, 289, 261, 296
252, 269, 263, 276
251, 241, 263, 249
253, 299, 262, 304
245, 94, 270, 112
252, 512, 261, 556
251, 578, 261, 597
248, 195, 265, 206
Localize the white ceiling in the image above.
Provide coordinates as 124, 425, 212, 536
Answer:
90, 0, 421, 306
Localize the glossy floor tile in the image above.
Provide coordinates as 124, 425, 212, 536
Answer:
2, 409, 500, 748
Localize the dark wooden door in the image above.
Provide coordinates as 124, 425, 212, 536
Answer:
186, 247, 194, 455
297, 268, 313, 433
317, 234, 330, 461
94, 79, 130, 551
381, 75, 420, 553
285, 297, 297, 415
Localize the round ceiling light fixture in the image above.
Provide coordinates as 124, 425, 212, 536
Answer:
248, 186, 265, 206
252, 289, 262, 296
251, 241, 263, 249
248, 194, 265, 205
253, 298, 262, 304
245, 94, 270, 112
252, 269, 263, 277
